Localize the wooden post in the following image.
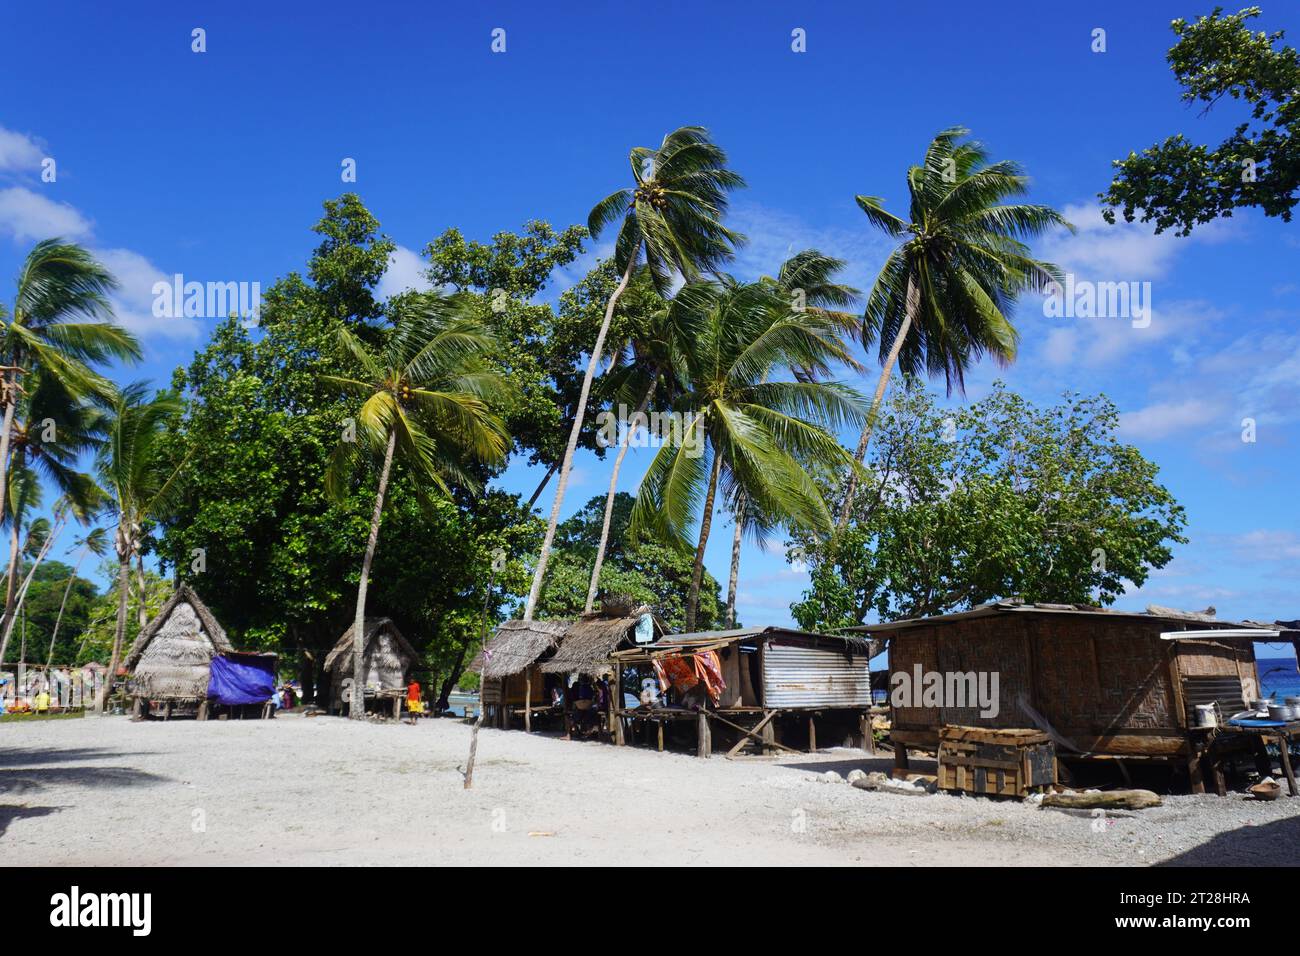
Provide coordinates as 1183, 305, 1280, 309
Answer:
761, 716, 775, 756
612, 664, 625, 746
894, 742, 910, 773
1279, 731, 1298, 797
697, 710, 711, 758
807, 714, 817, 753
524, 670, 532, 734
657, 719, 664, 752
859, 712, 874, 754
132, 696, 143, 720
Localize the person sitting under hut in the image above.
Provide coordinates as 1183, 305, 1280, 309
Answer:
565, 674, 596, 739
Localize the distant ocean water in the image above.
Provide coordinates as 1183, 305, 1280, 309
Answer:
1258, 657, 1300, 701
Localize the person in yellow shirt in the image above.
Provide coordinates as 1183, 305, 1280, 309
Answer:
34, 689, 51, 713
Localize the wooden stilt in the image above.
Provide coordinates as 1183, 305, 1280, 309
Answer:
657, 720, 664, 752
524, 671, 532, 733
1279, 732, 1297, 796
807, 714, 817, 753
697, 710, 711, 758
894, 742, 910, 773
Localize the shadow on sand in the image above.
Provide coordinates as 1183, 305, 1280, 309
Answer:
0, 803, 67, 839
1156, 811, 1300, 866
0, 747, 171, 797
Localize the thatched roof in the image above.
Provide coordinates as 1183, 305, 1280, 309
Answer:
324, 617, 417, 673
540, 605, 662, 675
125, 583, 231, 669
124, 584, 232, 701
471, 619, 569, 680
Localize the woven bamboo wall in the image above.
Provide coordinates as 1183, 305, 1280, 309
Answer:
889, 613, 1257, 757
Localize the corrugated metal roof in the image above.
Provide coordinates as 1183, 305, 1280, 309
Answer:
847, 600, 1286, 635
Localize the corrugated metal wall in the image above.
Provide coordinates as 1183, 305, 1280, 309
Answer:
762, 642, 871, 708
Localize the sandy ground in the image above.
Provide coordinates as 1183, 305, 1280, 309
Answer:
2, 713, 1298, 866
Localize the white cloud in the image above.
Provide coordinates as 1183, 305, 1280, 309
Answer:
1037, 298, 1223, 369
0, 186, 92, 242
1117, 329, 1300, 442
377, 245, 432, 301
727, 201, 892, 295
1041, 202, 1229, 281
0, 128, 45, 175
92, 247, 203, 342
1120, 397, 1225, 440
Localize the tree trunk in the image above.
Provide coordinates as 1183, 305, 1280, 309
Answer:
0, 514, 62, 665
136, 553, 148, 629
436, 644, 469, 713
348, 428, 397, 719
726, 500, 743, 629
685, 451, 723, 632
835, 273, 918, 531
523, 247, 640, 621
526, 461, 559, 510
97, 552, 132, 713
0, 376, 17, 524
4, 517, 20, 624
584, 376, 658, 613
46, 548, 88, 667
463, 568, 499, 789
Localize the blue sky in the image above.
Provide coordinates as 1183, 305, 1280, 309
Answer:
1, 1, 1296, 655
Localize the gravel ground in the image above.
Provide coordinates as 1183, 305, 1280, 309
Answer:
2, 713, 1297, 866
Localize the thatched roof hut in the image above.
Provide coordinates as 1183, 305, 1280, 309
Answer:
324, 618, 417, 702
471, 619, 569, 679
125, 584, 233, 702
541, 604, 664, 676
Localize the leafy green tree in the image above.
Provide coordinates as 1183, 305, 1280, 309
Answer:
836, 127, 1069, 529
524, 126, 746, 621
537, 493, 723, 631
794, 380, 1187, 630
0, 240, 140, 524
629, 278, 866, 630
1103, 6, 1300, 235
325, 296, 510, 717
158, 198, 543, 706
423, 220, 594, 496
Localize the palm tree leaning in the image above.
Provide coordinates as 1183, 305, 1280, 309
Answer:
0, 240, 140, 524
522, 125, 745, 621
46, 526, 109, 667
630, 278, 867, 630
582, 280, 683, 613
94, 385, 186, 711
325, 294, 510, 718
835, 127, 1070, 530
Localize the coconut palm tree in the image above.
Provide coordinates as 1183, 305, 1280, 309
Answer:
629, 278, 867, 630
94, 385, 186, 711
719, 251, 862, 623
45, 526, 109, 667
835, 127, 1070, 529
325, 294, 510, 718
0, 240, 140, 523
522, 126, 746, 621
581, 276, 685, 613
2, 370, 107, 621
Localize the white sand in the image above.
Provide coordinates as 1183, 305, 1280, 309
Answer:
3, 713, 1298, 866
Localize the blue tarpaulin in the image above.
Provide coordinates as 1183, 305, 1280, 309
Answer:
208, 653, 276, 706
